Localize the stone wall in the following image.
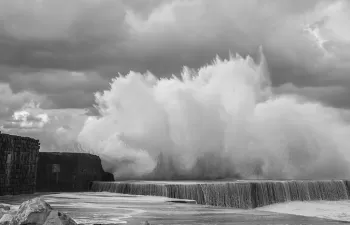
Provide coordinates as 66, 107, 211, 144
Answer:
0, 132, 40, 195
36, 152, 114, 192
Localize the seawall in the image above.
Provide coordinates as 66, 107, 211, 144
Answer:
0, 132, 40, 195
91, 180, 350, 209
36, 152, 114, 192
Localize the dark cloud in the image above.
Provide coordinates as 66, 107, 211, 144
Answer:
0, 0, 324, 73
0, 82, 51, 119
0, 0, 349, 112
275, 83, 350, 109
46, 90, 97, 109
1, 0, 350, 152
9, 70, 107, 93
7, 70, 109, 108
0, 0, 127, 70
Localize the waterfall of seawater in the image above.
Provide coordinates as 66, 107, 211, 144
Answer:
91, 180, 350, 209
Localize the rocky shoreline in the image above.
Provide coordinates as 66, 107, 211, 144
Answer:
0, 198, 79, 225
0, 198, 152, 225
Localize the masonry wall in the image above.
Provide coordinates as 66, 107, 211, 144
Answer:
36, 152, 114, 192
0, 132, 40, 196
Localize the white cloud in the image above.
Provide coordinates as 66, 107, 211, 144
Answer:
5, 110, 50, 129
1, 106, 87, 151
0, 83, 86, 151
122, 0, 350, 83
304, 1, 350, 61
0, 82, 50, 119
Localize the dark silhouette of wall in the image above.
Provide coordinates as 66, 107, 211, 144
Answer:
36, 152, 114, 192
0, 132, 40, 195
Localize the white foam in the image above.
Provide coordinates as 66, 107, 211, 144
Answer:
259, 200, 350, 222
77, 51, 350, 180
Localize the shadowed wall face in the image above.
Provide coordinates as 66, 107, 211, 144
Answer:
36, 152, 114, 192
0, 132, 40, 195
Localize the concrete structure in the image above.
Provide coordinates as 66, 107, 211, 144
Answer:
0, 132, 113, 194
92, 179, 350, 209
0, 132, 40, 195
36, 152, 114, 192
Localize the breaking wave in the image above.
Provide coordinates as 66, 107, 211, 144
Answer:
78, 50, 350, 180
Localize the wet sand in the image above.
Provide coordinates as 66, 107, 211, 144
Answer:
0, 192, 347, 225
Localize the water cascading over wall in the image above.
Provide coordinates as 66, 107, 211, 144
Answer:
91, 180, 350, 209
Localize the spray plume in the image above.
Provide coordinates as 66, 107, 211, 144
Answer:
78, 50, 350, 180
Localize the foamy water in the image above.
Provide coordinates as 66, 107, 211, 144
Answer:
0, 192, 347, 224
260, 200, 350, 222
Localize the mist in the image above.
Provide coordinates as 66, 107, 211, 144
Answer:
77, 50, 350, 180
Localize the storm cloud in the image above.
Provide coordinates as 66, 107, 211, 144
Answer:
0, 0, 349, 151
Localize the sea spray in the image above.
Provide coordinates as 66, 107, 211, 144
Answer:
78, 50, 350, 180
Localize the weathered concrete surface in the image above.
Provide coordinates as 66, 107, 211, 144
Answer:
0, 192, 348, 225
0, 132, 40, 195
1, 131, 114, 195
36, 152, 114, 192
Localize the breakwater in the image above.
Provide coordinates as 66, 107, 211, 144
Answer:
91, 180, 350, 209
36, 152, 114, 192
0, 132, 40, 195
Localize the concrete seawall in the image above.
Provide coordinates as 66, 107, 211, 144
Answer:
91, 180, 350, 209
0, 132, 40, 195
1, 131, 114, 195
36, 152, 114, 192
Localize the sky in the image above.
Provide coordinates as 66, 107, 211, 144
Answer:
0, 0, 350, 152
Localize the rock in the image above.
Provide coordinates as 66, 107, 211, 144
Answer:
0, 205, 11, 211
44, 210, 77, 225
8, 197, 77, 225
0, 214, 13, 225
11, 197, 53, 225
0, 204, 16, 224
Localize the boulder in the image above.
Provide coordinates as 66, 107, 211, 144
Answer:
0, 204, 14, 225
11, 197, 53, 225
0, 204, 11, 211
6, 197, 77, 225
43, 210, 77, 225
0, 214, 13, 225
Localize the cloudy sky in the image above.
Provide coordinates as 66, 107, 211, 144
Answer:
0, 0, 349, 151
